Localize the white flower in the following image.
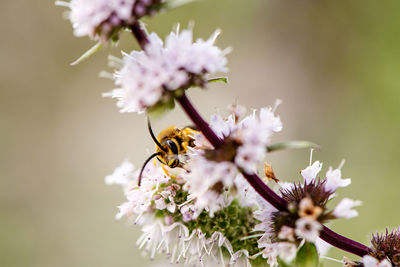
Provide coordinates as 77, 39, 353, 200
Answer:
261, 243, 278, 267
104, 160, 135, 186
104, 28, 229, 113
315, 238, 331, 256
298, 197, 323, 220
332, 198, 362, 219
277, 242, 297, 262
278, 226, 295, 242
363, 255, 392, 267
154, 197, 167, 210
325, 166, 351, 192
227, 103, 247, 120
301, 161, 323, 183
67, 0, 136, 39
230, 250, 251, 267
234, 174, 258, 207
235, 144, 265, 173
259, 107, 283, 133
254, 195, 277, 233
237, 107, 282, 147
137, 221, 190, 261
166, 201, 176, 213
106, 161, 170, 220
295, 217, 322, 242
210, 113, 236, 139
182, 155, 236, 217
180, 204, 196, 222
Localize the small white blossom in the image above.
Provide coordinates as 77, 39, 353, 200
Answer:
166, 201, 176, 213
234, 174, 258, 207
210, 113, 236, 139
301, 161, 323, 184
333, 198, 362, 219
278, 226, 295, 242
254, 195, 277, 233
298, 197, 323, 220
104, 28, 229, 113
363, 255, 392, 267
104, 160, 135, 186
277, 242, 297, 262
68, 0, 136, 39
228, 103, 247, 120
154, 197, 167, 210
261, 243, 278, 267
295, 217, 322, 242
180, 204, 196, 222
325, 166, 351, 192
315, 238, 331, 256
235, 144, 265, 173
208, 105, 282, 175
230, 250, 251, 267
182, 155, 236, 217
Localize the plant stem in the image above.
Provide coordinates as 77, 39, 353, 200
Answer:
177, 94, 224, 149
130, 21, 148, 50
130, 21, 370, 258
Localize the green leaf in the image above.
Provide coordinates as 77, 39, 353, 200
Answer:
207, 77, 228, 84
70, 42, 103, 66
296, 242, 319, 267
267, 141, 320, 153
164, 0, 199, 9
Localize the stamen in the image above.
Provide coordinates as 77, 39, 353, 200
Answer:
320, 256, 344, 264
55, 1, 70, 7
338, 159, 346, 170
309, 148, 314, 166
99, 71, 114, 80
272, 99, 282, 112
240, 233, 263, 241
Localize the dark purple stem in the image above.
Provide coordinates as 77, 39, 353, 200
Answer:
130, 21, 148, 50
177, 94, 224, 149
130, 22, 370, 258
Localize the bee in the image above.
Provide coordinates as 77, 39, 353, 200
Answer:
138, 119, 199, 186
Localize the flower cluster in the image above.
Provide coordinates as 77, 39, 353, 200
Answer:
103, 28, 229, 113
105, 127, 364, 266
253, 160, 361, 266
180, 104, 281, 216
58, 0, 165, 41
106, 158, 263, 266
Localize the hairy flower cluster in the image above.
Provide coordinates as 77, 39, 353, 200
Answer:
106, 158, 263, 266
104, 28, 229, 113
253, 160, 361, 266
365, 228, 400, 267
179, 105, 281, 216
210, 104, 282, 173
59, 0, 164, 40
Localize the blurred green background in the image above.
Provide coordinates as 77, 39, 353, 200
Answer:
1, 0, 400, 266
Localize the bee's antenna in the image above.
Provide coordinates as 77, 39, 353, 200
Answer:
147, 117, 167, 152
138, 152, 162, 186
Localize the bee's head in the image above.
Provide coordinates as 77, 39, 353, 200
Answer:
157, 139, 180, 168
